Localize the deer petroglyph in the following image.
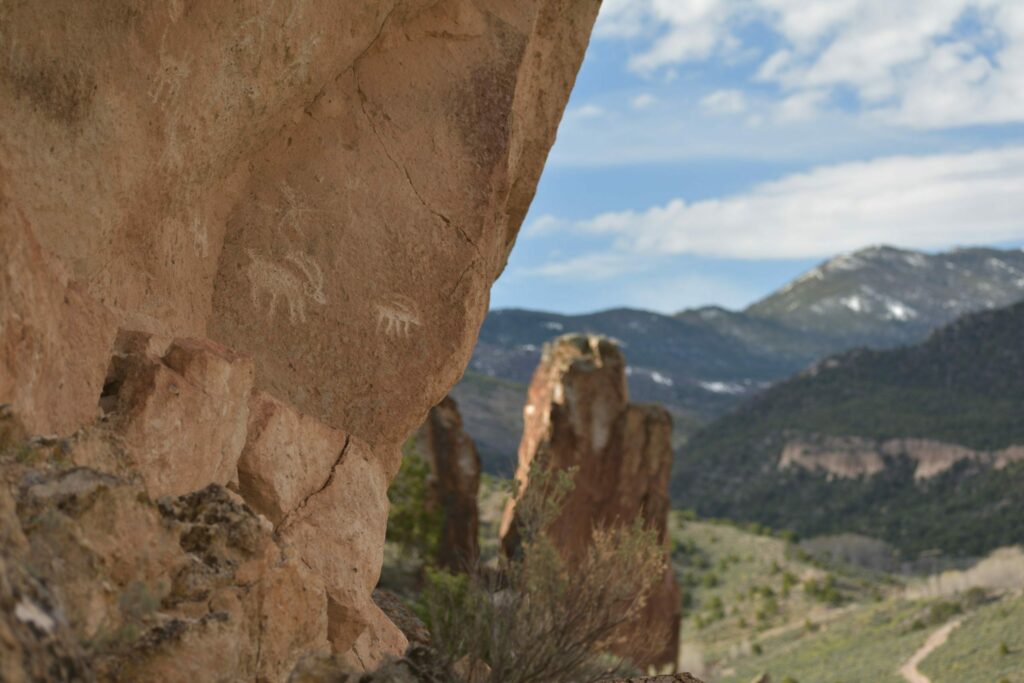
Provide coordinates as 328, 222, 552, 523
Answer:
246, 250, 327, 324
376, 295, 422, 338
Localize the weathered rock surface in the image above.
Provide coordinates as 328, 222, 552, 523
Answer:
779, 435, 1024, 481
0, 0, 600, 446
0, 192, 116, 437
500, 334, 682, 669
0, 428, 330, 683
97, 331, 256, 498
0, 0, 599, 678
238, 390, 348, 527
415, 396, 482, 571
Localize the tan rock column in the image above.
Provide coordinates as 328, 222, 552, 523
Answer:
501, 334, 683, 669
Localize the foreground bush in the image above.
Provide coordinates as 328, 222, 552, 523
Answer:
420, 467, 670, 683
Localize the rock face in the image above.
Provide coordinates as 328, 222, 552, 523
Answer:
779, 435, 1024, 482
499, 334, 682, 669
415, 396, 482, 571
0, 1, 599, 680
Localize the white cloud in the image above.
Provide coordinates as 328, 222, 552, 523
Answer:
595, 0, 1024, 129
700, 89, 748, 114
632, 93, 658, 109
515, 252, 652, 281
523, 214, 568, 237
566, 146, 1024, 259
568, 104, 606, 119
776, 89, 829, 122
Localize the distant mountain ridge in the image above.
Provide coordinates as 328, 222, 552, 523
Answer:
671, 301, 1024, 558
456, 245, 1024, 473
745, 245, 1024, 347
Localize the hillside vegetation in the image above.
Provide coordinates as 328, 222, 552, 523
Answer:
460, 246, 1024, 472
673, 302, 1024, 558
670, 518, 1024, 683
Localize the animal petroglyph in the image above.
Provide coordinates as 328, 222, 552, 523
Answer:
246, 250, 327, 324
376, 295, 422, 338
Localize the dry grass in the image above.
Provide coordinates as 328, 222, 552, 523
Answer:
423, 467, 669, 683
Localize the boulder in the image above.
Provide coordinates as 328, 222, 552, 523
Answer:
0, 439, 329, 683
500, 334, 683, 669
0, 0, 600, 677
278, 437, 406, 670
0, 190, 116, 437
415, 396, 482, 571
238, 390, 348, 527
1, 0, 601, 447
97, 332, 255, 498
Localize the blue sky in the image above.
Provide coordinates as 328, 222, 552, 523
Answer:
491, 0, 1024, 314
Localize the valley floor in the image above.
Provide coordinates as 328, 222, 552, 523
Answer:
669, 517, 1024, 683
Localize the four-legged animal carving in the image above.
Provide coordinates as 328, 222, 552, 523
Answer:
376, 295, 422, 338
246, 250, 327, 324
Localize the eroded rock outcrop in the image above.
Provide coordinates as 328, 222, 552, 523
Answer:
499, 334, 682, 669
415, 396, 482, 571
0, 425, 329, 683
0, 1, 599, 679
779, 435, 1024, 481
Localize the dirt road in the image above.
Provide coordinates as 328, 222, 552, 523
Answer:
899, 619, 962, 683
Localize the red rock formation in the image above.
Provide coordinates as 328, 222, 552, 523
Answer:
0, 1, 600, 679
500, 334, 682, 669
415, 396, 482, 572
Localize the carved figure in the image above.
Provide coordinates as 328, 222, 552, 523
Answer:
376, 295, 422, 338
246, 250, 327, 324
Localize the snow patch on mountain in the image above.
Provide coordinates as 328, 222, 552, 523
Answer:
699, 381, 747, 395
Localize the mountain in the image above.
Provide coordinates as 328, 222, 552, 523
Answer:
455, 307, 800, 472
671, 301, 1024, 558
746, 245, 1024, 347
458, 245, 1024, 473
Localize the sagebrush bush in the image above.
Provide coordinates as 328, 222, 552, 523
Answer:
420, 465, 669, 683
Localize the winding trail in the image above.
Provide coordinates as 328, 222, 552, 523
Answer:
899, 619, 962, 683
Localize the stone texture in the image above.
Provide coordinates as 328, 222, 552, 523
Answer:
500, 334, 682, 669
238, 390, 347, 526
0, 187, 116, 437
100, 332, 255, 498
279, 437, 406, 671
0, 0, 600, 678
0, 0, 600, 448
415, 396, 482, 571
0, 423, 330, 683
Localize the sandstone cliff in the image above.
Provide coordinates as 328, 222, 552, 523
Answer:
415, 396, 482, 572
0, 1, 599, 679
500, 334, 683, 670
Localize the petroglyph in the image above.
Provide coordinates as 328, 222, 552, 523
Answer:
150, 33, 191, 107
246, 250, 327, 324
376, 295, 422, 338
258, 181, 331, 238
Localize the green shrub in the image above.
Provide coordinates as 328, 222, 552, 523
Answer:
421, 465, 669, 682
928, 601, 962, 625
386, 439, 443, 563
